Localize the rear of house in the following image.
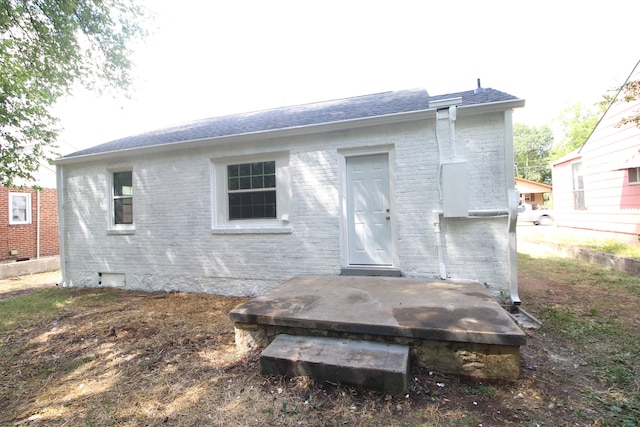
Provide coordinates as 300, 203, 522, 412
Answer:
54, 87, 524, 301
552, 64, 640, 243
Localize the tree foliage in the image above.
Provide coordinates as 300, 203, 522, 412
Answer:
0, 0, 147, 187
617, 79, 640, 128
513, 122, 554, 184
549, 102, 598, 161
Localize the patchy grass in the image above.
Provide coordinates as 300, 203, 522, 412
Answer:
582, 239, 640, 258
0, 288, 72, 334
1, 255, 640, 426
520, 229, 640, 258
518, 251, 640, 296
519, 253, 640, 426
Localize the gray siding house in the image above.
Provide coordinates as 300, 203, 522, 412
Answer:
54, 86, 524, 302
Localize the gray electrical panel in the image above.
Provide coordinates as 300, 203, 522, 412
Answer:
442, 162, 468, 217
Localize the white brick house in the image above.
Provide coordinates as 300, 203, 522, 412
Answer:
54, 86, 524, 302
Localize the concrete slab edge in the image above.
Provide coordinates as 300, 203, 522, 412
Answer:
0, 256, 60, 280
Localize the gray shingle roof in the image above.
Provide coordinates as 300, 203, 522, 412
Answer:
62, 87, 519, 159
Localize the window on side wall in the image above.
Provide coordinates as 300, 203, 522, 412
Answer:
110, 170, 134, 231
572, 161, 585, 210
227, 161, 277, 220
628, 167, 640, 185
9, 192, 32, 225
212, 154, 291, 233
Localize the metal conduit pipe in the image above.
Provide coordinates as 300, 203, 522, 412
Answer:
467, 210, 509, 217
432, 209, 509, 218
432, 209, 509, 281
432, 211, 447, 279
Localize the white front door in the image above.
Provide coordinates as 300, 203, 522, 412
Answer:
346, 154, 392, 265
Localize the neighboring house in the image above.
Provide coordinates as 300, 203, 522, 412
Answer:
515, 177, 552, 206
552, 63, 640, 244
54, 86, 525, 302
0, 186, 59, 261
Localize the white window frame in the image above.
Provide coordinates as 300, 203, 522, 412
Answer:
572, 161, 586, 210
628, 167, 640, 185
211, 152, 291, 234
9, 192, 32, 225
108, 168, 135, 234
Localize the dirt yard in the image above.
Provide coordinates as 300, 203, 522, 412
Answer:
1, 259, 639, 426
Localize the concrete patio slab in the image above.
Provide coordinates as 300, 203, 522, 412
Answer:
230, 276, 525, 346
230, 276, 525, 381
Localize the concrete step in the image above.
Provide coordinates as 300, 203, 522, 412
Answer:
260, 334, 409, 394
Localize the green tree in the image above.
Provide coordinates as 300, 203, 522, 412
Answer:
617, 79, 640, 128
549, 102, 598, 161
0, 0, 148, 187
513, 122, 554, 184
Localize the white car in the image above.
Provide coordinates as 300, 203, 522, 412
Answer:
517, 203, 553, 225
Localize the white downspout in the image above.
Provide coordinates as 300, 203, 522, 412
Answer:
56, 165, 67, 286
434, 111, 447, 278
36, 189, 41, 259
435, 110, 444, 201
504, 109, 521, 305
449, 105, 457, 161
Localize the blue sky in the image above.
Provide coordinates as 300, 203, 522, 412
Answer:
43, 0, 639, 184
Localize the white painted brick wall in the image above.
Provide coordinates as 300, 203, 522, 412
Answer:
61, 111, 513, 298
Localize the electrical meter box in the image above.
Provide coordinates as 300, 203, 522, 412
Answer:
442, 162, 468, 217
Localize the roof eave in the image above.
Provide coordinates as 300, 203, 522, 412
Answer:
456, 98, 525, 117
53, 108, 435, 165
53, 98, 524, 166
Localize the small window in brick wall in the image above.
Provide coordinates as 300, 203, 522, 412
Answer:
113, 171, 133, 225
9, 192, 32, 225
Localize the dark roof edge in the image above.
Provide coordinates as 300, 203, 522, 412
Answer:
53, 108, 435, 165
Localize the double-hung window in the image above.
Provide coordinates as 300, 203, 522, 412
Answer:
9, 192, 32, 225
572, 161, 585, 210
212, 153, 291, 233
111, 170, 134, 229
227, 161, 277, 220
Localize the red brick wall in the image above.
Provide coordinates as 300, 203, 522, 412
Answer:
0, 187, 59, 261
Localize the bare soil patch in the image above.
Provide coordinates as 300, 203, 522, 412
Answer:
1, 265, 639, 426
0, 270, 60, 300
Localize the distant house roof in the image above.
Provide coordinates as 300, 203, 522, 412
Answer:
551, 148, 582, 166
515, 177, 552, 193
60, 87, 521, 160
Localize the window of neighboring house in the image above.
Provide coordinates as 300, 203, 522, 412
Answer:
524, 193, 532, 202
112, 170, 133, 226
227, 161, 277, 220
211, 153, 291, 233
9, 192, 32, 225
572, 161, 586, 210
628, 167, 640, 185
